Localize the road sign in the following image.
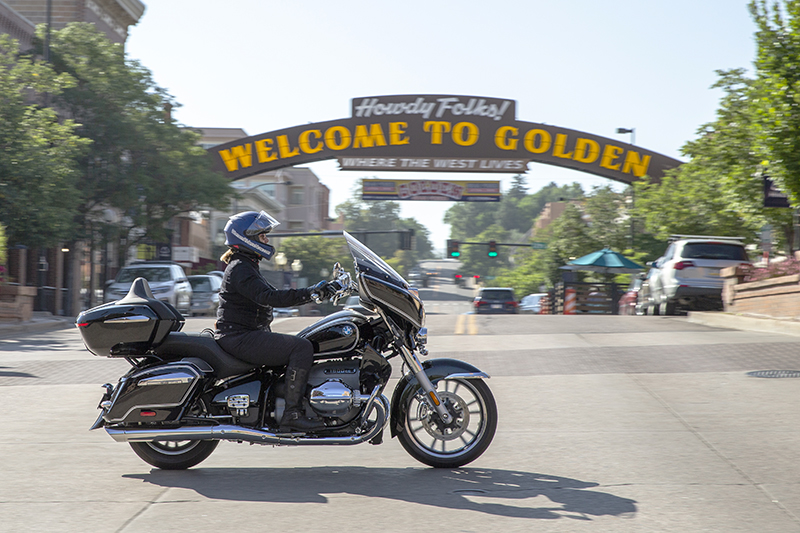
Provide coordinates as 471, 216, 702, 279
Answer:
531, 242, 547, 249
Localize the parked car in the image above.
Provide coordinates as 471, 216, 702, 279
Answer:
648, 235, 751, 315
473, 287, 519, 314
274, 307, 300, 317
104, 261, 192, 315
636, 266, 660, 315
187, 274, 222, 316
207, 270, 225, 279
618, 275, 644, 315
407, 267, 424, 286
520, 293, 546, 314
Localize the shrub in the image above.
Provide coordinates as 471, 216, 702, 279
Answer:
742, 258, 800, 282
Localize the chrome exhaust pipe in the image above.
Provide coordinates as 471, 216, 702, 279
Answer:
106, 395, 390, 446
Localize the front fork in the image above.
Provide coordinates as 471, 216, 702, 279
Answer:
399, 345, 453, 425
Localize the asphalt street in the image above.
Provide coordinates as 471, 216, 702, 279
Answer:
1, 313, 799, 532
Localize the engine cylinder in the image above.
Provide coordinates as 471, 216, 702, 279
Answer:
309, 380, 355, 415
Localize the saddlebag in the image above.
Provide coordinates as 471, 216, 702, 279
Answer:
103, 361, 205, 424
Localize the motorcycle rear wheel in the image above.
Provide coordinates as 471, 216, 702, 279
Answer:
130, 439, 219, 470
397, 378, 497, 468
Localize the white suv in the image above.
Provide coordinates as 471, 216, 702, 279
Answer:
648, 235, 750, 315
104, 261, 193, 315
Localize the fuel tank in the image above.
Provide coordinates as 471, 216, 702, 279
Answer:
298, 309, 369, 356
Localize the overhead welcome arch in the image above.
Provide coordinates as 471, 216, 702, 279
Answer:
208, 95, 682, 185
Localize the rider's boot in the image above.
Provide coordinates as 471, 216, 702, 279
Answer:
279, 367, 325, 432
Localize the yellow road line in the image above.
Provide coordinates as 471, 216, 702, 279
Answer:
455, 314, 478, 335
454, 314, 466, 335
467, 314, 478, 335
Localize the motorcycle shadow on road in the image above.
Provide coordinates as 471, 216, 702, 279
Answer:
124, 466, 637, 521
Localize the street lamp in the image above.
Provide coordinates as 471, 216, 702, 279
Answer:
274, 252, 289, 288
616, 127, 635, 145
617, 127, 636, 248
291, 259, 303, 289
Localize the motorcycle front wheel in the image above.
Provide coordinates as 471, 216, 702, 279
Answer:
397, 378, 497, 468
129, 439, 219, 470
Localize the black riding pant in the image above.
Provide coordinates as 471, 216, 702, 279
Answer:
216, 328, 314, 373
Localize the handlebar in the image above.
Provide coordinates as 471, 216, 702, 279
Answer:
310, 262, 356, 305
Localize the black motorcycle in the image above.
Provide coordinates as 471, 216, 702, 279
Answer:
77, 232, 497, 470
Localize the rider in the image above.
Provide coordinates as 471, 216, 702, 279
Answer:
214, 210, 337, 432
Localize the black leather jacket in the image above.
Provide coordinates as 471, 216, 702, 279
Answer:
216, 250, 312, 332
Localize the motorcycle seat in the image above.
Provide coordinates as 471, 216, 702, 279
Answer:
153, 332, 257, 378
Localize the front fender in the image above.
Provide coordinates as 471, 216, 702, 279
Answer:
389, 358, 489, 438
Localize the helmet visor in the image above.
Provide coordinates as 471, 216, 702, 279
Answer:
244, 211, 280, 237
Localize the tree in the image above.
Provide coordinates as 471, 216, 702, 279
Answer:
457, 224, 510, 277
336, 180, 434, 261
584, 185, 629, 251
444, 181, 585, 243
632, 67, 790, 252
750, 0, 800, 207
443, 201, 498, 242
278, 235, 352, 281
39, 23, 232, 257
0, 33, 89, 248
539, 204, 600, 285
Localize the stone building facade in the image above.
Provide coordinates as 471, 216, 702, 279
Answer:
1, 0, 144, 46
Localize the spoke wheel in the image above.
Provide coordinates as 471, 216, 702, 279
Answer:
398, 378, 497, 468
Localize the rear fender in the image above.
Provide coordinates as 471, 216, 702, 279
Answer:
389, 358, 489, 438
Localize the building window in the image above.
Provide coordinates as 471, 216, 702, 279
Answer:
258, 183, 276, 198
288, 221, 304, 231
290, 186, 304, 205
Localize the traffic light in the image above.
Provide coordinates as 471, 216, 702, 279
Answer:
399, 229, 415, 250
447, 239, 461, 258
488, 240, 498, 257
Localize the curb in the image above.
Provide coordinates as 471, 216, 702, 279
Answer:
687, 311, 800, 337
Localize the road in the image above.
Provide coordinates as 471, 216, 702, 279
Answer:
1, 297, 800, 532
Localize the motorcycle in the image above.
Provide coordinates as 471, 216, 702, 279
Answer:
77, 231, 497, 470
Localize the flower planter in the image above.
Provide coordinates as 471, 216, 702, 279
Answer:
0, 285, 37, 322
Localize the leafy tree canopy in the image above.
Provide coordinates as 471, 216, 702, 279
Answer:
335, 179, 434, 265
0, 33, 89, 248
37, 23, 232, 250
278, 235, 353, 282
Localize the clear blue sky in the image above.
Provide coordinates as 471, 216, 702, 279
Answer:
126, 1, 758, 252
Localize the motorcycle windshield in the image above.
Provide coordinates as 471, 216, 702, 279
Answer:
344, 231, 425, 328
344, 231, 409, 288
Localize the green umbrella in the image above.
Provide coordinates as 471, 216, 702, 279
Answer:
560, 248, 645, 274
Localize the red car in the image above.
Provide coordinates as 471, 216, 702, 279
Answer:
618, 276, 644, 315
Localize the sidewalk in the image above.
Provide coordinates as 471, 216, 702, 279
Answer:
3, 310, 800, 340
0, 311, 75, 338
687, 310, 800, 337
